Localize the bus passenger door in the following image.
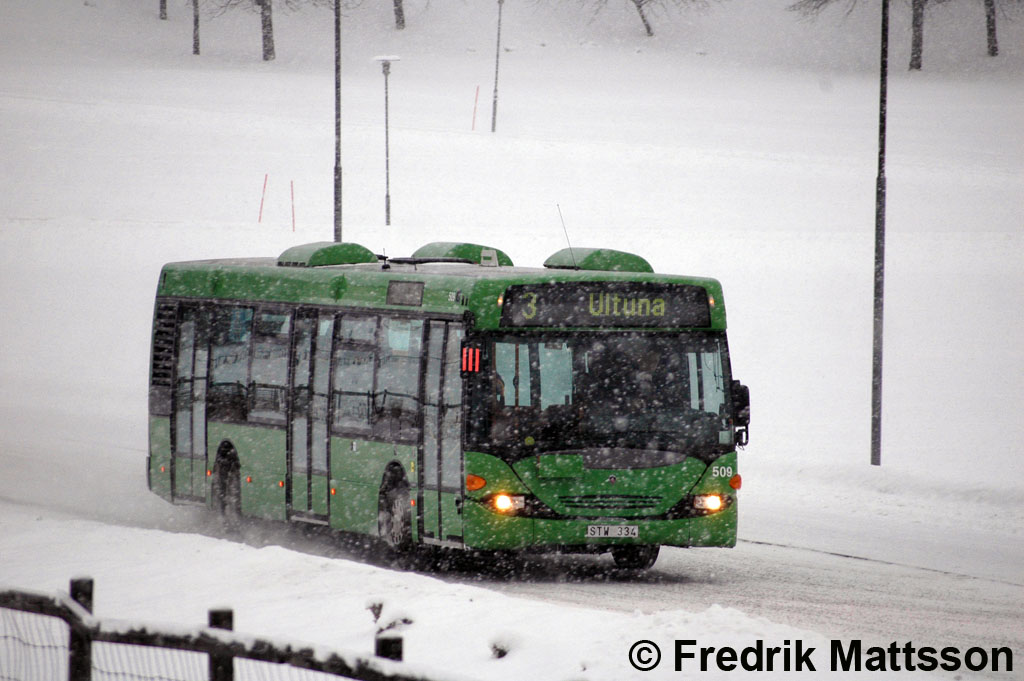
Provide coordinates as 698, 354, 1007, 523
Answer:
420, 322, 464, 546
309, 313, 334, 518
288, 310, 331, 523
172, 305, 207, 503
439, 324, 465, 544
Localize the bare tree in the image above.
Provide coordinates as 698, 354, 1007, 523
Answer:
983, 0, 996, 54
160, 0, 167, 20
793, 0, 1022, 69
983, 0, 1024, 57
258, 0, 275, 61
393, 0, 406, 30
193, 0, 201, 55
630, 0, 656, 36
582, 0, 718, 37
204, 0, 334, 61
205, 0, 274, 60
909, 0, 926, 69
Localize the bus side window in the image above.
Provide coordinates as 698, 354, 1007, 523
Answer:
374, 318, 424, 442
208, 306, 253, 422
249, 311, 291, 425
700, 351, 727, 416
331, 315, 377, 437
686, 349, 726, 415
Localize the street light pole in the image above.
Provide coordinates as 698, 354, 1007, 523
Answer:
375, 56, 399, 226
491, 0, 504, 133
871, 0, 890, 467
333, 0, 342, 242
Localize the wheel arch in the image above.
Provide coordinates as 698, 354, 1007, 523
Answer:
379, 460, 409, 495
214, 440, 240, 471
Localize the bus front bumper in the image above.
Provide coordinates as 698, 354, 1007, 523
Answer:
461, 498, 737, 551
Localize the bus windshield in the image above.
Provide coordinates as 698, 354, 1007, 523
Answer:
466, 332, 737, 463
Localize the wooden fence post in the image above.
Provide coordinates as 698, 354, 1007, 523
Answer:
375, 634, 403, 662
68, 578, 94, 681
208, 608, 234, 681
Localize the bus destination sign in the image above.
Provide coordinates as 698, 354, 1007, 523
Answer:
500, 282, 711, 328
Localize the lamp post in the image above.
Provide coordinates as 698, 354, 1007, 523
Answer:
192, 0, 200, 55
333, 0, 342, 242
491, 0, 504, 133
871, 0, 890, 466
375, 56, 399, 226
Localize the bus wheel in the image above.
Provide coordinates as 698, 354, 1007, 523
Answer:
214, 455, 241, 531
378, 481, 412, 553
611, 545, 659, 570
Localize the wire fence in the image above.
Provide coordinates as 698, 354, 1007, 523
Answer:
1, 606, 69, 681
0, 578, 451, 681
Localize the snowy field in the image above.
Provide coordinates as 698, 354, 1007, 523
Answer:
1, 0, 1022, 679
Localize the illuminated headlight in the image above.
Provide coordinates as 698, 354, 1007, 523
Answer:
492, 493, 525, 513
693, 494, 723, 511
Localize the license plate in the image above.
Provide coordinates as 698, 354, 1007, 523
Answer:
586, 525, 639, 538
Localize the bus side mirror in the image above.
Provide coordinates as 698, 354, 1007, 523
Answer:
731, 380, 750, 428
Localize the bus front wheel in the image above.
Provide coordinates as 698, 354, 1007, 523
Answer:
611, 545, 659, 570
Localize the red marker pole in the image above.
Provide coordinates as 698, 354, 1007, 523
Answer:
472, 85, 480, 131
258, 173, 268, 223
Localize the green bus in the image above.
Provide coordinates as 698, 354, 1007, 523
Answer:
148, 241, 749, 570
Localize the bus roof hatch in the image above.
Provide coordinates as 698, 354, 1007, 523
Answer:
411, 242, 514, 267
543, 247, 653, 273
277, 242, 379, 268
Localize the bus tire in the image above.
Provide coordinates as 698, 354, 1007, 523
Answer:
611, 545, 659, 570
213, 449, 242, 531
378, 478, 412, 553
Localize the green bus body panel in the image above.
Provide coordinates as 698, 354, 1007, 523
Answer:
329, 438, 415, 536
156, 253, 726, 331
421, 498, 438, 542
513, 456, 708, 519
160, 261, 351, 308
289, 473, 329, 516
536, 453, 584, 478
440, 491, 463, 542
690, 451, 739, 548
208, 423, 287, 521
311, 475, 329, 516
175, 459, 193, 500
148, 417, 172, 501
461, 450, 737, 550
331, 481, 378, 535
464, 450, 531, 494
292, 472, 309, 511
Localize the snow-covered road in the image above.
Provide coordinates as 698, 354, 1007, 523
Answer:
1, 410, 1020, 679
2, 488, 1020, 680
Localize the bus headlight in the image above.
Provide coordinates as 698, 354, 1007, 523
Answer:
693, 494, 723, 512
492, 493, 525, 513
